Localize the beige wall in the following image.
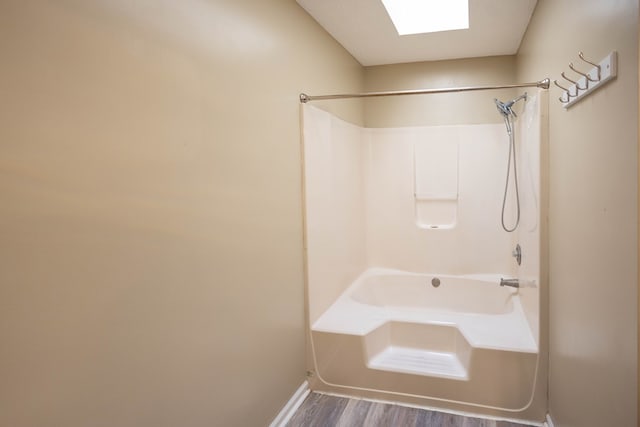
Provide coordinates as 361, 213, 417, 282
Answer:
0, 1, 363, 426
517, 1, 638, 426
363, 56, 518, 128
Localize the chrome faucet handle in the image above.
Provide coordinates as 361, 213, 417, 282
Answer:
512, 244, 522, 266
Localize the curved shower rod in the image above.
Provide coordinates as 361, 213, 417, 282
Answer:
299, 78, 550, 103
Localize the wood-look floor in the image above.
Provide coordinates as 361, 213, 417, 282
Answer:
286, 393, 535, 427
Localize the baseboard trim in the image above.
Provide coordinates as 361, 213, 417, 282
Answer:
543, 413, 555, 427
269, 381, 310, 427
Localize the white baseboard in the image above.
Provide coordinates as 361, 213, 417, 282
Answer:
543, 413, 555, 427
269, 381, 310, 427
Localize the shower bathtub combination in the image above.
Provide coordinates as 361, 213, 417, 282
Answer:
312, 268, 537, 410
300, 83, 547, 422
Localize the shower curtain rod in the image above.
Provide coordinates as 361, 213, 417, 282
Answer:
299, 78, 550, 103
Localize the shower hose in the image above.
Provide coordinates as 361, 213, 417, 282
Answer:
501, 114, 520, 233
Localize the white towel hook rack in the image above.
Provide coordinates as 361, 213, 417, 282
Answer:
555, 51, 617, 109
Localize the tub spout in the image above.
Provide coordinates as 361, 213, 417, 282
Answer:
500, 278, 520, 288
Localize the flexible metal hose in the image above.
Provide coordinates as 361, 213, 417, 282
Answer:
501, 115, 520, 232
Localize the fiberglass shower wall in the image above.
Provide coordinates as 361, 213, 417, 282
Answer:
302, 94, 546, 418
363, 123, 514, 275
303, 105, 368, 324
513, 91, 546, 344
303, 99, 543, 326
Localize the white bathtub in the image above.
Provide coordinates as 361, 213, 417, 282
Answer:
312, 268, 537, 352
310, 268, 539, 409
349, 272, 516, 315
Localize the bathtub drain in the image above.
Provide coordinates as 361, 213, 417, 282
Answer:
431, 277, 441, 288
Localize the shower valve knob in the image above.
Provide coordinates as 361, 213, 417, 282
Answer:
512, 244, 522, 266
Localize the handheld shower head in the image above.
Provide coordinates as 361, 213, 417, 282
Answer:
494, 99, 513, 118
495, 93, 527, 119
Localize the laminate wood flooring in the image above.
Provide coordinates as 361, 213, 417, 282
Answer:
286, 393, 535, 427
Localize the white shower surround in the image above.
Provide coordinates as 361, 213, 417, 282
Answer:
302, 94, 543, 416
303, 101, 540, 324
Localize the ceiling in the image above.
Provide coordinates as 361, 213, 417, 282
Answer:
296, 0, 538, 66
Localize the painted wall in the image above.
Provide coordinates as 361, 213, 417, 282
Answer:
0, 1, 363, 426
363, 56, 518, 128
516, 1, 638, 426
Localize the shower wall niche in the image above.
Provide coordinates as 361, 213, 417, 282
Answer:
413, 132, 459, 229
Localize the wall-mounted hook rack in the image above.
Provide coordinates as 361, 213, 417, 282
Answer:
556, 51, 617, 109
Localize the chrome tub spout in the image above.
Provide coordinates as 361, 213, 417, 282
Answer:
500, 278, 520, 288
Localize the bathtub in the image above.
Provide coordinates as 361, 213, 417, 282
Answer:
310, 268, 539, 410
349, 271, 516, 315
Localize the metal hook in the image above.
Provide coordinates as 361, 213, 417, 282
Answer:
553, 80, 570, 92
557, 74, 579, 96
561, 71, 587, 91
578, 51, 601, 80
553, 80, 572, 103
569, 62, 598, 83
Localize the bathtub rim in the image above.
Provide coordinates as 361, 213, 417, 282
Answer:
312, 267, 538, 354
346, 267, 520, 316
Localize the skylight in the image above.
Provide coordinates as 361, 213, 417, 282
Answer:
381, 0, 469, 36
